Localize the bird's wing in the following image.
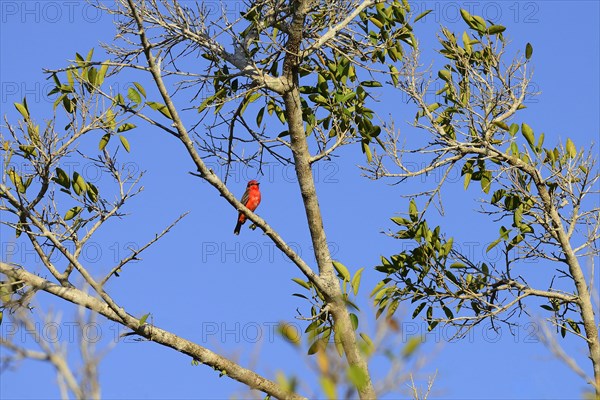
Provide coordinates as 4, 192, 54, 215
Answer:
240, 189, 250, 206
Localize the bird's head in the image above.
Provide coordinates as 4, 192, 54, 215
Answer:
247, 180, 259, 187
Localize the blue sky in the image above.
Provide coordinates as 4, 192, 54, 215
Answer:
1, 1, 599, 399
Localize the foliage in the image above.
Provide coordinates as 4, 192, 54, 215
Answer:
0, 1, 427, 399
369, 8, 600, 395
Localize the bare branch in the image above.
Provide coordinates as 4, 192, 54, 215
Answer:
0, 262, 306, 400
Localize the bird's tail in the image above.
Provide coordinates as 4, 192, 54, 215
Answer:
233, 220, 243, 235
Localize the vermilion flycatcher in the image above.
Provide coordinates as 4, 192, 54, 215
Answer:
233, 180, 261, 235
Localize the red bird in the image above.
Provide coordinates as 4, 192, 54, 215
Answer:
233, 180, 261, 235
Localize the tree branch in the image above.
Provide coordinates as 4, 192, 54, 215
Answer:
301, 0, 378, 58
122, 0, 325, 295
0, 262, 306, 400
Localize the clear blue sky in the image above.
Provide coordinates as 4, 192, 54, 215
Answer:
1, 1, 599, 399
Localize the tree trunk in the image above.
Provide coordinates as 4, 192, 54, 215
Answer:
281, 1, 376, 398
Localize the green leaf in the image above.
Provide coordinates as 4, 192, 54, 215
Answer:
87, 68, 98, 88
336, 91, 356, 104
360, 80, 382, 87
443, 305, 454, 319
133, 82, 147, 98
349, 313, 359, 330
64, 206, 82, 221
99, 133, 110, 150
119, 135, 131, 152
66, 68, 75, 87
480, 170, 491, 194
391, 217, 411, 226
414, 9, 432, 22
471, 15, 487, 32
504, 196, 521, 213
370, 280, 387, 298
104, 109, 116, 130
508, 123, 519, 136
197, 96, 212, 113
440, 267, 456, 284
402, 0, 410, 12
492, 120, 509, 131
426, 306, 433, 321
87, 183, 99, 203
359, 332, 374, 354
309, 94, 328, 104
521, 123, 535, 148
240, 92, 261, 115
256, 107, 265, 127
513, 206, 523, 226
519, 224, 533, 234
332, 261, 351, 282
19, 144, 37, 158
117, 123, 136, 133
462, 31, 472, 53
115, 93, 125, 106
491, 189, 505, 204
147, 101, 173, 119
536, 132, 545, 152
307, 338, 324, 355
96, 61, 109, 86
460, 9, 473, 26
486, 238, 502, 252
72, 172, 87, 196
464, 171, 472, 190
275, 106, 286, 125
362, 141, 372, 163
351, 268, 364, 296
487, 25, 506, 34
438, 69, 452, 81
566, 138, 577, 158
510, 141, 519, 156
525, 43, 533, 59
62, 96, 75, 114
14, 101, 29, 120
402, 336, 422, 358
409, 199, 418, 221
139, 313, 150, 325
507, 233, 524, 251
7, 169, 25, 193
389, 65, 399, 86
567, 319, 581, 335
412, 302, 426, 319
127, 87, 141, 104
427, 102, 440, 112
54, 168, 70, 189
291, 277, 311, 290
320, 377, 337, 400
347, 365, 368, 390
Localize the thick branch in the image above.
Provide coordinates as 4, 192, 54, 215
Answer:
0, 262, 305, 400
282, 1, 376, 398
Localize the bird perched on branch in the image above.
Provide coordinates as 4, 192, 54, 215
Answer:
234, 180, 261, 235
